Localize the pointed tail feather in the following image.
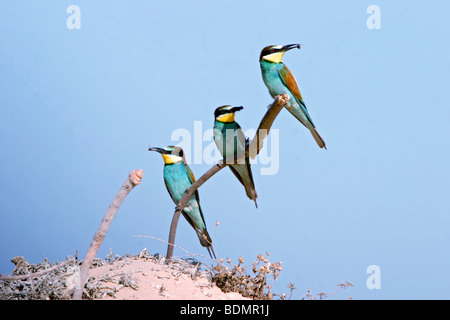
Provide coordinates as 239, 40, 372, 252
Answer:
241, 174, 258, 207
244, 186, 258, 208
229, 164, 259, 206
307, 122, 326, 149
196, 228, 216, 259
206, 245, 217, 260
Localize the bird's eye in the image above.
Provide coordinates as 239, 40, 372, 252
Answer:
178, 150, 183, 157
270, 48, 275, 53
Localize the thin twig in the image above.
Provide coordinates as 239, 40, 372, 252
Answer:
321, 282, 354, 300
72, 169, 143, 300
165, 94, 290, 260
0, 256, 75, 281
133, 235, 226, 270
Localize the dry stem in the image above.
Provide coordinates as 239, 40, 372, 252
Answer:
72, 169, 143, 300
0, 256, 75, 281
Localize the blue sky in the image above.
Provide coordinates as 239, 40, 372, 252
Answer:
0, 1, 449, 299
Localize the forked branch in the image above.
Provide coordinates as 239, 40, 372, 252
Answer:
166, 94, 290, 260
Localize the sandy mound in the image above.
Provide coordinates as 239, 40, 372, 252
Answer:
87, 251, 249, 300
0, 249, 249, 300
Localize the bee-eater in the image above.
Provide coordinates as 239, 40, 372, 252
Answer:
213, 106, 258, 208
260, 44, 326, 149
148, 145, 216, 259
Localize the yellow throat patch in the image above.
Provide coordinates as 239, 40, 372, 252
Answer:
162, 154, 183, 164
216, 113, 235, 123
262, 51, 285, 64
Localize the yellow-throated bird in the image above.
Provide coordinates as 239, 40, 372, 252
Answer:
260, 44, 326, 149
213, 106, 258, 208
149, 146, 216, 258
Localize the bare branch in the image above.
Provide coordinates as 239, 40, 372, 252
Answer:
72, 169, 143, 300
249, 94, 290, 159
165, 94, 290, 260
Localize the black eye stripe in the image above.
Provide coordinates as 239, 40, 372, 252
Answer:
214, 109, 231, 117
168, 149, 183, 157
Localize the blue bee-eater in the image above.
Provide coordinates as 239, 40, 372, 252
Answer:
148, 145, 216, 258
213, 106, 258, 208
260, 44, 326, 149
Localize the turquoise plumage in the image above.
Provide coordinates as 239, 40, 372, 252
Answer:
213, 106, 258, 208
149, 146, 216, 258
260, 44, 326, 149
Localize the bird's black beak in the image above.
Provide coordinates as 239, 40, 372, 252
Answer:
148, 147, 166, 154
231, 106, 244, 113
281, 43, 301, 52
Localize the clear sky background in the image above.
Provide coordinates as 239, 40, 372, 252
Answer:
0, 1, 449, 300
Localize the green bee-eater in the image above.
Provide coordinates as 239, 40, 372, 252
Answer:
213, 106, 258, 208
149, 146, 216, 258
260, 44, 326, 149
